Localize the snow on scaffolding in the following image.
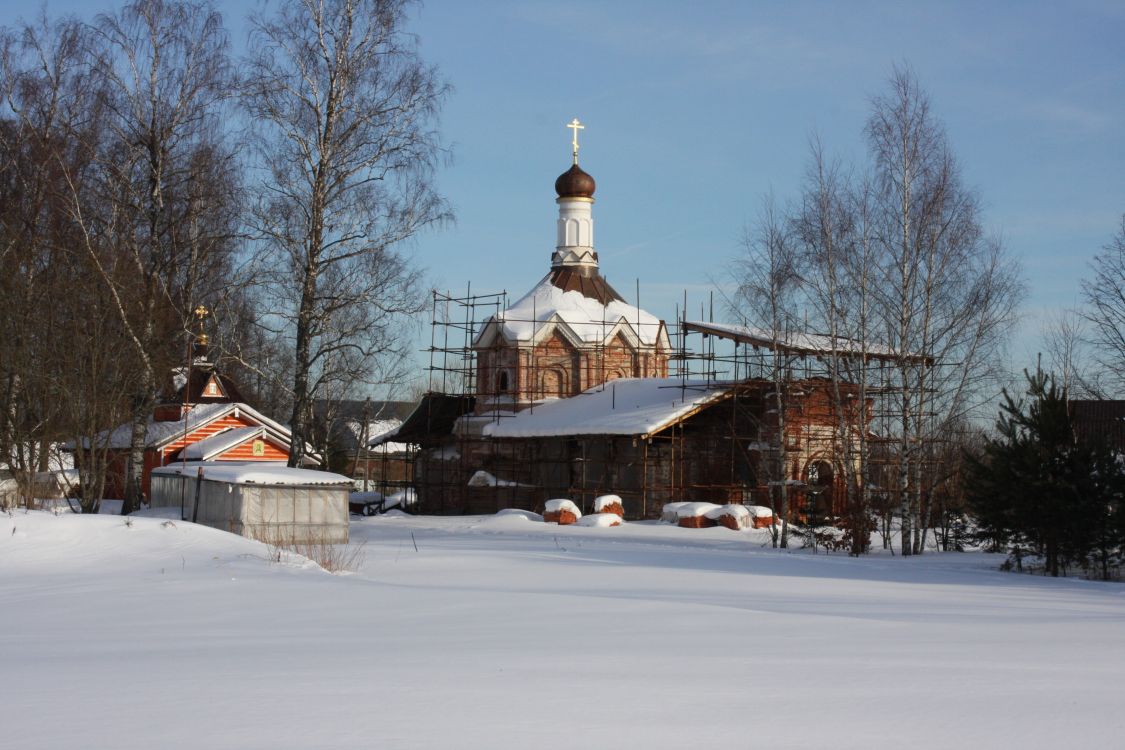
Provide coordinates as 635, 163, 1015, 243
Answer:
683, 320, 931, 363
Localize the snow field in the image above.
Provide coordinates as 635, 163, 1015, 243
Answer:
2, 510, 1124, 749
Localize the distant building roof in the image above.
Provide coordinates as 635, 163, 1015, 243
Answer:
389, 393, 475, 446
312, 399, 417, 452
1069, 400, 1125, 448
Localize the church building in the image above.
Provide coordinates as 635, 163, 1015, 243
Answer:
394, 121, 876, 522
471, 119, 670, 414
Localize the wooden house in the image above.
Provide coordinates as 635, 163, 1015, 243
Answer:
98, 363, 316, 501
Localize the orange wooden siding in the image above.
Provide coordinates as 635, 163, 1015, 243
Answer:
162, 414, 257, 454
215, 439, 289, 462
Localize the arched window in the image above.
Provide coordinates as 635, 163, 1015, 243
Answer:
540, 368, 565, 398
566, 218, 579, 245
497, 370, 509, 394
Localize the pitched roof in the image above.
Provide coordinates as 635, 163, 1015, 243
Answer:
162, 366, 247, 405
181, 426, 266, 461
388, 393, 475, 446
481, 377, 732, 439
98, 402, 294, 452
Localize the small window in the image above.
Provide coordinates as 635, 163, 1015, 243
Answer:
497, 370, 509, 393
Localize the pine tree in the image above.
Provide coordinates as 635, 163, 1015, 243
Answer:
968, 366, 1124, 576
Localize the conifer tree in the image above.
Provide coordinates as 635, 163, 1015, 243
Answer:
968, 366, 1124, 576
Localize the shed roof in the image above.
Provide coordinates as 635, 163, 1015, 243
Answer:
152, 462, 351, 486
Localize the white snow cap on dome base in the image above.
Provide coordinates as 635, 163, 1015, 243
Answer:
486, 274, 665, 347
594, 494, 623, 512
544, 498, 581, 516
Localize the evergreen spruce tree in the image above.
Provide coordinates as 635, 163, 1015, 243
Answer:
968, 366, 1125, 577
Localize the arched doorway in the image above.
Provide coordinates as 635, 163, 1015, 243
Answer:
804, 459, 835, 521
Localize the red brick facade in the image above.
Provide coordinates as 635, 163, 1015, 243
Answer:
475, 331, 668, 410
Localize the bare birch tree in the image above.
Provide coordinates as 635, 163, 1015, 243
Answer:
0, 15, 86, 504
791, 144, 879, 555
84, 0, 237, 511
733, 67, 1022, 556
1041, 309, 1097, 397
866, 67, 1022, 554
243, 0, 449, 468
1080, 215, 1125, 394
733, 197, 799, 547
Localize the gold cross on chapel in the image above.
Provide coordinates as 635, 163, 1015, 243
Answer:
566, 118, 584, 164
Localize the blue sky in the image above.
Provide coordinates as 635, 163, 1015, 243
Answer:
407, 0, 1124, 369
6, 0, 1124, 374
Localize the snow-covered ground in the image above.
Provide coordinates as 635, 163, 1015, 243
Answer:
3, 510, 1123, 749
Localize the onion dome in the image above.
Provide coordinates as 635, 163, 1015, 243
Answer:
554, 163, 596, 199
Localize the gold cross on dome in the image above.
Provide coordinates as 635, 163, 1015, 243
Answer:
566, 118, 584, 164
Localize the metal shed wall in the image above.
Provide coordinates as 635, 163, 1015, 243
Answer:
151, 473, 348, 543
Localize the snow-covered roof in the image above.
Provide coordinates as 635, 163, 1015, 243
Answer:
481, 378, 732, 439
181, 426, 265, 460
684, 320, 931, 363
93, 402, 308, 459
363, 419, 411, 453
475, 273, 667, 349
152, 462, 351, 486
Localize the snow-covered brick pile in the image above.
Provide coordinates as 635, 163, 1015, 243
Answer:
704, 504, 752, 531
544, 498, 582, 525
575, 512, 623, 528
494, 508, 544, 522
467, 470, 519, 487
593, 494, 624, 517
676, 502, 721, 528
746, 505, 776, 528
661, 501, 691, 523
